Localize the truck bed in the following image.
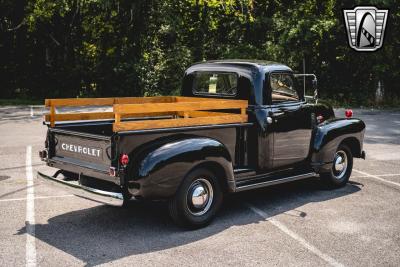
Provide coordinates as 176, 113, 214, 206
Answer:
44, 97, 250, 188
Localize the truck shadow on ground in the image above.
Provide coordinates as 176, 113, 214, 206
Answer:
17, 178, 361, 266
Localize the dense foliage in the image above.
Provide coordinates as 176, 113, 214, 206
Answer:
1, 0, 399, 106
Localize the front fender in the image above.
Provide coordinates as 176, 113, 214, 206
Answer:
311, 118, 365, 172
127, 136, 234, 199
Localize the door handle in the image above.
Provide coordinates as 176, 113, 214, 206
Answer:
271, 112, 285, 123
272, 112, 285, 117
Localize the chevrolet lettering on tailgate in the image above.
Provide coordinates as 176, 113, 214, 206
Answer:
61, 143, 101, 158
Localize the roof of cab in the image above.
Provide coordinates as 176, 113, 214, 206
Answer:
187, 59, 292, 73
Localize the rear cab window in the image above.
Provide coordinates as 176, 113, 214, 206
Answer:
269, 73, 299, 103
192, 72, 238, 96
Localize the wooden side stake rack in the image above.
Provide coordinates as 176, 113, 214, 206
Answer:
44, 96, 248, 132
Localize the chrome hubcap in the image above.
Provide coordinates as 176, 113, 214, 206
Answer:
186, 178, 214, 216
332, 150, 348, 180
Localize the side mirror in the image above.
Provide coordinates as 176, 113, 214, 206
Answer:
293, 73, 318, 103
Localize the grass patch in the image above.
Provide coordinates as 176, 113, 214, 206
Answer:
321, 97, 400, 109
0, 98, 43, 106
0, 96, 398, 109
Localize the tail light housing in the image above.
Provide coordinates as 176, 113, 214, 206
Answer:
120, 154, 129, 166
345, 109, 353, 118
109, 167, 116, 177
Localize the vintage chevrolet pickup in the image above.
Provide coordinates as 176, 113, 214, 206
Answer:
38, 60, 366, 228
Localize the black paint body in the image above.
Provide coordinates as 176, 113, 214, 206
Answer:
43, 60, 365, 199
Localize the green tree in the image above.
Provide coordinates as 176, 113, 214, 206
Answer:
0, 0, 399, 106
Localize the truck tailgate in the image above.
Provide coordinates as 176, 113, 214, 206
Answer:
49, 129, 113, 176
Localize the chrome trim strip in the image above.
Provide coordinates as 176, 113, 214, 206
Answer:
37, 171, 124, 206
248, 101, 306, 110
235, 172, 317, 192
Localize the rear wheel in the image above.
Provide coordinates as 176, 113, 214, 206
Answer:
168, 168, 223, 229
321, 144, 353, 188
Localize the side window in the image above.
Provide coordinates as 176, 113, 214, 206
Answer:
270, 73, 299, 103
192, 72, 238, 96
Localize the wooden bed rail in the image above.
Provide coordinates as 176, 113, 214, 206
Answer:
44, 96, 175, 107
44, 96, 248, 131
45, 96, 176, 127
113, 98, 247, 131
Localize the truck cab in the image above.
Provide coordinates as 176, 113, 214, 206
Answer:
38, 60, 366, 229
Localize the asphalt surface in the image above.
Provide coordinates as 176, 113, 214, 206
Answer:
0, 106, 399, 266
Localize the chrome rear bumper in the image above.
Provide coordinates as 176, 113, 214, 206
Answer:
37, 171, 124, 206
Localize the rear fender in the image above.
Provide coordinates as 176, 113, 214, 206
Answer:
311, 118, 365, 173
127, 136, 234, 199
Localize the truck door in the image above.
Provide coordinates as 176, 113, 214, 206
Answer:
267, 72, 313, 169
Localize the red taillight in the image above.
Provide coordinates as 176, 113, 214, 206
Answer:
120, 154, 129, 166
345, 109, 353, 118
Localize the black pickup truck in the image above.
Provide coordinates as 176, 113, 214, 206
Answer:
38, 60, 366, 228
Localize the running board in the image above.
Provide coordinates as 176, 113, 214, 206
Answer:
235, 172, 317, 192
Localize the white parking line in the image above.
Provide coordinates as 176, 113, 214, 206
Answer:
26, 146, 36, 267
0, 194, 74, 202
352, 173, 400, 178
248, 204, 344, 267
353, 169, 400, 188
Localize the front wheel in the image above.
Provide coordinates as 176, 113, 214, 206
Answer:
320, 144, 353, 188
168, 168, 223, 229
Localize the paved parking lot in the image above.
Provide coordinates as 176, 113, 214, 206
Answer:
0, 106, 399, 266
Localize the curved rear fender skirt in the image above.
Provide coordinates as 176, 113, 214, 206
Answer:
311, 118, 365, 170
127, 137, 234, 199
